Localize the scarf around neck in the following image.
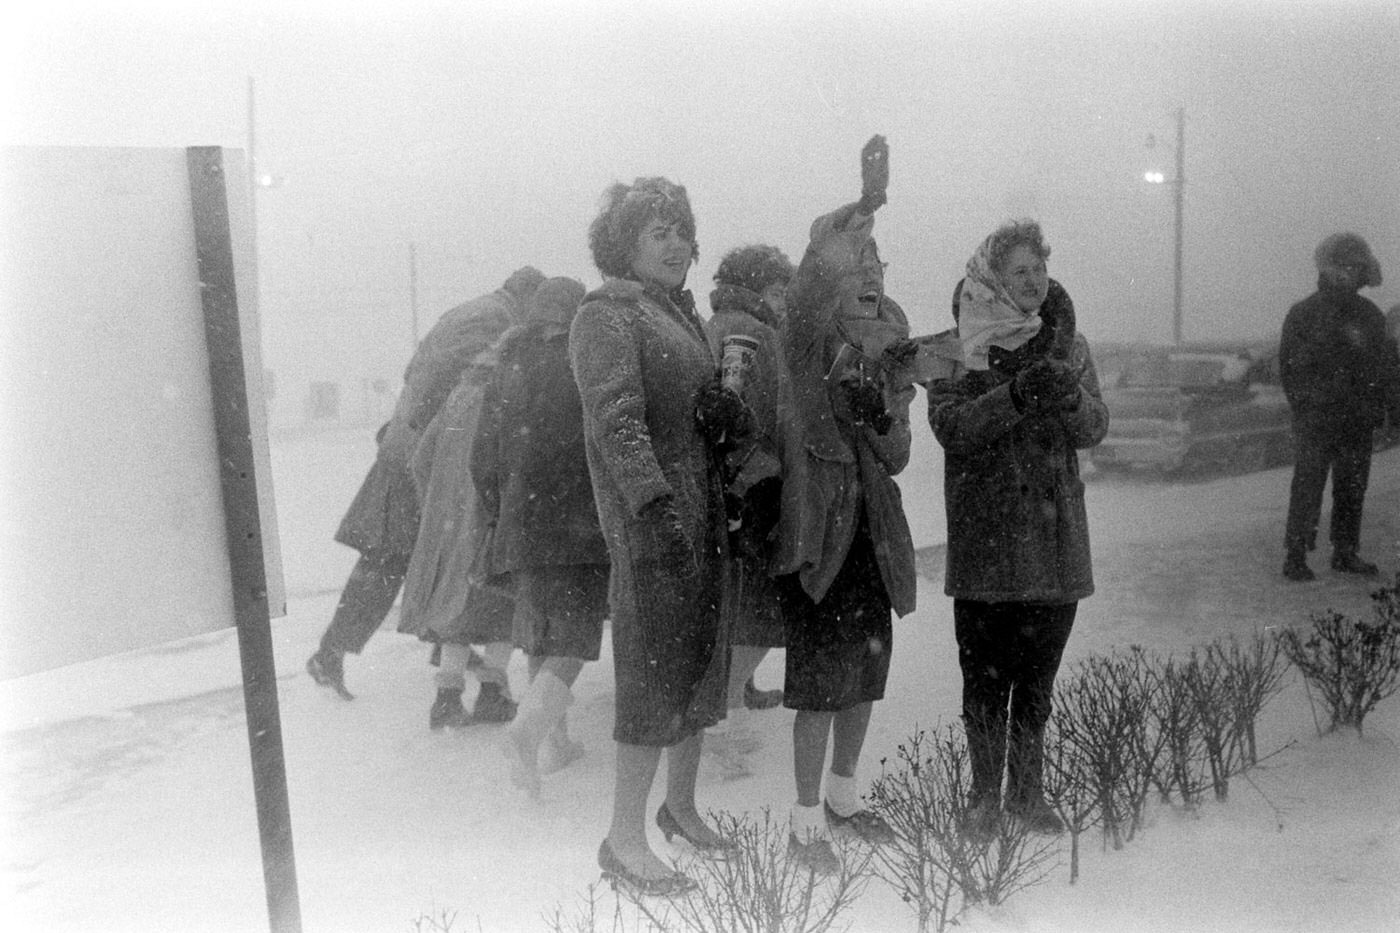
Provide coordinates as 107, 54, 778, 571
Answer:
955, 237, 1044, 370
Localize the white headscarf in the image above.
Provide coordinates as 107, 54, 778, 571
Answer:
955, 234, 1043, 370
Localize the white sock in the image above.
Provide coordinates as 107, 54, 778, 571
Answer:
826, 772, 859, 818
790, 802, 828, 843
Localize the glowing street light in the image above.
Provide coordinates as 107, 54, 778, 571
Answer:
1143, 107, 1186, 345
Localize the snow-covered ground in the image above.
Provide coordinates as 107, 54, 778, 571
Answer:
2, 424, 1397, 933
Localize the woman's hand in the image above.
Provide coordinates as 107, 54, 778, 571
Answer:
1011, 359, 1082, 414
859, 134, 889, 214
694, 379, 753, 447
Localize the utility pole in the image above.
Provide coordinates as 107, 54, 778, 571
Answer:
247, 76, 259, 291
1172, 106, 1185, 346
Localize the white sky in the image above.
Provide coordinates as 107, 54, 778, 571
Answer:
3, 0, 1398, 363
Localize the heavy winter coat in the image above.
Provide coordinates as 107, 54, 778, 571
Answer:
927, 280, 1108, 604
334, 285, 526, 556
705, 284, 788, 646
570, 278, 730, 745
1280, 281, 1400, 431
774, 203, 917, 617
471, 321, 608, 572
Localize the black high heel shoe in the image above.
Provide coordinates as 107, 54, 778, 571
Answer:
655, 804, 739, 855
597, 839, 696, 897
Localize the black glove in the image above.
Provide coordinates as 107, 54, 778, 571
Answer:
1011, 359, 1080, 414
695, 380, 752, 448
636, 494, 694, 572
858, 134, 889, 214
844, 378, 893, 434
881, 337, 920, 369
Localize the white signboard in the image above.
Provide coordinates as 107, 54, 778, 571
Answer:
0, 145, 285, 679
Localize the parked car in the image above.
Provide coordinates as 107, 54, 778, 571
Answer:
1090, 343, 1293, 475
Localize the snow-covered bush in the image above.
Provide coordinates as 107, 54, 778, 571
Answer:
1280, 576, 1400, 736
866, 726, 1056, 929
1148, 654, 1209, 808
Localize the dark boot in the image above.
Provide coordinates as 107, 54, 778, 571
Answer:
429, 687, 473, 730
1331, 551, 1379, 576
1005, 724, 1063, 835
472, 681, 518, 723
1283, 550, 1315, 582
306, 649, 354, 700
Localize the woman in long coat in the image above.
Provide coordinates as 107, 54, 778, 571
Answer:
772, 136, 916, 874
570, 176, 738, 895
469, 277, 609, 796
926, 220, 1109, 836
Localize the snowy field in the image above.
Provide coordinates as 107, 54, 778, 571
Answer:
2, 423, 1398, 933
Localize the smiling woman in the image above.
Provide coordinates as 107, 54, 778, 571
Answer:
568, 176, 742, 896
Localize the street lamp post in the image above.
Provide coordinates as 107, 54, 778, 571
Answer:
1145, 107, 1186, 345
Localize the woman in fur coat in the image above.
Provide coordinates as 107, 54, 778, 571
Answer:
469, 276, 609, 797
925, 220, 1109, 837
570, 176, 742, 896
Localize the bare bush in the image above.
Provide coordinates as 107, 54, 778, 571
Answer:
866, 726, 1057, 928
1279, 577, 1400, 736
1051, 651, 1161, 852
1209, 630, 1289, 767
1148, 655, 1209, 809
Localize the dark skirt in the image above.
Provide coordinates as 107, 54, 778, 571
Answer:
512, 564, 609, 661
727, 552, 786, 648
778, 520, 892, 712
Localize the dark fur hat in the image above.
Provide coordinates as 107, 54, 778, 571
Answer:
1315, 232, 1382, 288
714, 244, 794, 294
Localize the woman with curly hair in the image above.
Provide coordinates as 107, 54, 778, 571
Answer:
570, 176, 743, 895
926, 219, 1109, 838
701, 243, 793, 769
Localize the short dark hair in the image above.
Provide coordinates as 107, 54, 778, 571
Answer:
588, 176, 698, 279
713, 244, 794, 294
985, 219, 1051, 274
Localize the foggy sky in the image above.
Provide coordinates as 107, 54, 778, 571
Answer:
4, 0, 1398, 379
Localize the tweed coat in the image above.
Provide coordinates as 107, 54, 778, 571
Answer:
927, 329, 1108, 604
570, 278, 729, 745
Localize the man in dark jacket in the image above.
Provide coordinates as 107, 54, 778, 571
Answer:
1280, 233, 1400, 581
306, 266, 545, 698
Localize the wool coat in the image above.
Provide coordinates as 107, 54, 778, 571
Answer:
704, 284, 788, 647
1280, 281, 1400, 431
335, 283, 528, 557
570, 278, 730, 746
471, 321, 608, 573
927, 323, 1108, 604
773, 202, 917, 617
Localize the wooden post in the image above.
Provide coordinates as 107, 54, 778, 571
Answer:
186, 145, 302, 933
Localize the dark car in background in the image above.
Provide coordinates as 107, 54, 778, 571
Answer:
1090, 343, 1293, 475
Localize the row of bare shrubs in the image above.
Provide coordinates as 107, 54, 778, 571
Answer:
411, 579, 1400, 933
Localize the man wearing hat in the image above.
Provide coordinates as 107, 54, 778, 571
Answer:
1279, 233, 1400, 581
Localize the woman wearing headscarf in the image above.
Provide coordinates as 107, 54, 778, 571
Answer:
773, 136, 915, 874
570, 176, 743, 895
925, 220, 1109, 837
469, 276, 606, 798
